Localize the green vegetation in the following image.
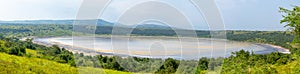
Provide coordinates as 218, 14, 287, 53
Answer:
0, 33, 297, 74
219, 6, 300, 74
0, 36, 132, 74
0, 23, 298, 74
0, 24, 72, 37
221, 50, 291, 74
280, 6, 300, 48
0, 6, 300, 74
0, 36, 201, 74
226, 31, 294, 49
0, 52, 131, 74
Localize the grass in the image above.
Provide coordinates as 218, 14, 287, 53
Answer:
0, 53, 131, 74
25, 48, 40, 58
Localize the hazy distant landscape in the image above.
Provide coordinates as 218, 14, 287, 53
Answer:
34, 36, 289, 59
1, 0, 300, 74
0, 18, 297, 73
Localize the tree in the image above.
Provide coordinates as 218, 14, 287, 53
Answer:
52, 45, 61, 54
196, 57, 209, 74
0, 34, 4, 39
280, 6, 300, 48
9, 46, 26, 56
156, 58, 179, 73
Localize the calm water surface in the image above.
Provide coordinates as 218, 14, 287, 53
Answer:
34, 37, 283, 60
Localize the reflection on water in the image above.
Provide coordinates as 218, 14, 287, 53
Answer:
34, 37, 283, 60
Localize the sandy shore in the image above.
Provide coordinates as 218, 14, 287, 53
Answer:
32, 36, 291, 59
34, 37, 175, 57
263, 44, 290, 54
33, 38, 105, 56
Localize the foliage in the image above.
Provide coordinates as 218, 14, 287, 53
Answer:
0, 24, 72, 37
280, 6, 300, 36
0, 52, 131, 74
280, 6, 300, 48
221, 50, 292, 74
155, 58, 179, 73
227, 31, 294, 49
0, 37, 191, 73
0, 17, 298, 73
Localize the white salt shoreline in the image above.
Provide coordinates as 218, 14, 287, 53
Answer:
33, 37, 105, 56
263, 44, 290, 54
32, 36, 292, 58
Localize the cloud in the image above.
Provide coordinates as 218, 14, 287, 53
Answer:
0, 0, 82, 20
0, 0, 298, 31
100, 0, 150, 21
215, 0, 257, 10
100, 0, 209, 30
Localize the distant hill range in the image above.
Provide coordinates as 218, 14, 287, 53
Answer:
0, 19, 110, 25
0, 19, 172, 30
0, 19, 211, 37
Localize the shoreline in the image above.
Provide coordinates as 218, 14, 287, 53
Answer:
263, 44, 290, 54
33, 38, 106, 56
32, 36, 291, 59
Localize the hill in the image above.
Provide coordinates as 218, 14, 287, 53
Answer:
0, 53, 131, 74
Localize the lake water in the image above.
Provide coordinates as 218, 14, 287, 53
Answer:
34, 36, 287, 60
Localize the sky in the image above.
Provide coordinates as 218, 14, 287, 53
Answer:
0, 0, 299, 31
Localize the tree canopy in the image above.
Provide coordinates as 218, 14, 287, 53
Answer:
280, 6, 300, 48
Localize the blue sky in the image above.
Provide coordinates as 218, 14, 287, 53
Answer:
0, 0, 299, 31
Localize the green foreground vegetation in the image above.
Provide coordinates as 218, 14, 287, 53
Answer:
0, 53, 130, 74
0, 35, 298, 74
0, 6, 300, 74
0, 37, 131, 74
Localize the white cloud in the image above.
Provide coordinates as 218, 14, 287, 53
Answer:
0, 0, 298, 31
100, 0, 151, 21
100, 0, 209, 30
216, 0, 257, 10
0, 0, 82, 20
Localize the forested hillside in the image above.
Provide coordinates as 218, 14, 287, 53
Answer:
0, 6, 300, 74
0, 53, 131, 74
0, 31, 299, 74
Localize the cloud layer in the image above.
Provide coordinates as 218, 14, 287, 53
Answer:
0, 0, 299, 30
